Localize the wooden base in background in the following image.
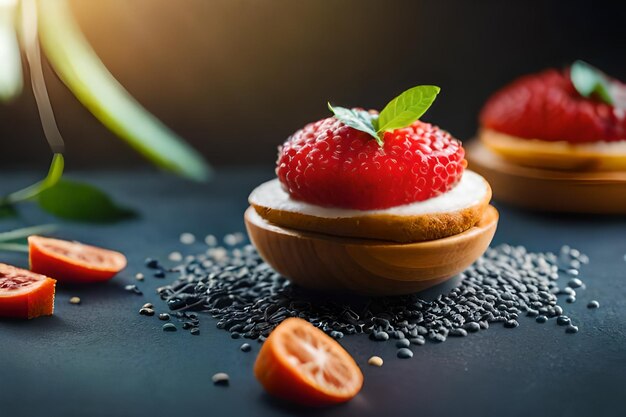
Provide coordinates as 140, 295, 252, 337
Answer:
467, 141, 626, 214
245, 206, 498, 296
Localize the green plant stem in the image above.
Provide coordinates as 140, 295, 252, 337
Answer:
2, 153, 64, 205
36, 0, 212, 181
0, 224, 57, 242
0, 243, 29, 253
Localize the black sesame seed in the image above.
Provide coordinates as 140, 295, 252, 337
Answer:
409, 336, 425, 345
240, 343, 251, 352
162, 323, 177, 332
568, 278, 583, 288
146, 241, 588, 346
430, 333, 446, 343
145, 258, 160, 269
190, 327, 200, 335
396, 339, 411, 348
566, 296, 576, 304
154, 270, 166, 279
587, 300, 600, 309
330, 330, 344, 339
124, 284, 142, 295
373, 331, 389, 341
449, 328, 468, 337
139, 307, 154, 316
536, 315, 548, 323
504, 319, 519, 328
556, 316, 570, 326
463, 322, 480, 332
158, 313, 170, 321
392, 330, 405, 340
565, 325, 579, 334
397, 348, 413, 359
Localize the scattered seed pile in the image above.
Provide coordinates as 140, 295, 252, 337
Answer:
144, 234, 598, 358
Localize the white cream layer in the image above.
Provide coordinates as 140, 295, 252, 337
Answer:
249, 170, 488, 218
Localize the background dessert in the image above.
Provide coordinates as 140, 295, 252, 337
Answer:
469, 62, 626, 213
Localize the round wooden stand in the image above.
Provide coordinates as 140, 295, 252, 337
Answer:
467, 141, 626, 214
244, 206, 498, 296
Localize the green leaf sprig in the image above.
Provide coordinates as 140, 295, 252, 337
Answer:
327, 104, 380, 145
570, 60, 614, 106
328, 85, 441, 147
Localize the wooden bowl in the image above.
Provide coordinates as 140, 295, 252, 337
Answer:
467, 141, 626, 214
244, 205, 499, 296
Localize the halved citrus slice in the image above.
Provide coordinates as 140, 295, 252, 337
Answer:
0, 263, 56, 319
254, 317, 363, 406
28, 236, 127, 283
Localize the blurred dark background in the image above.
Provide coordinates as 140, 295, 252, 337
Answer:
1, 0, 625, 170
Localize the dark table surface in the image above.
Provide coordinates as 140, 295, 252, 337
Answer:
1, 168, 625, 417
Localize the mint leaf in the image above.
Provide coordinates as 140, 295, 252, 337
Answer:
570, 60, 613, 105
377, 85, 440, 136
37, 179, 135, 223
328, 103, 382, 146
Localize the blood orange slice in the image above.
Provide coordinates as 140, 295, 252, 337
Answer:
28, 236, 127, 283
254, 318, 363, 406
0, 263, 56, 319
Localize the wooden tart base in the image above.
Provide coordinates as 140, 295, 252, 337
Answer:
244, 205, 498, 296
467, 141, 626, 214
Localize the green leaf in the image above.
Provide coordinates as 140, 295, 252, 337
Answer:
36, 0, 212, 182
570, 60, 614, 105
3, 153, 64, 205
377, 85, 440, 136
37, 179, 135, 223
0, 0, 23, 102
0, 224, 57, 242
327, 103, 382, 146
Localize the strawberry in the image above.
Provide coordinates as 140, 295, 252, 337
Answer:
480, 68, 626, 143
276, 115, 466, 210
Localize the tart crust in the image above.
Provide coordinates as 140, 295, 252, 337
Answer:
480, 128, 626, 172
249, 171, 491, 243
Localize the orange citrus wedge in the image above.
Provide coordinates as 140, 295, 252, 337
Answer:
254, 317, 363, 406
28, 235, 127, 284
0, 263, 56, 319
